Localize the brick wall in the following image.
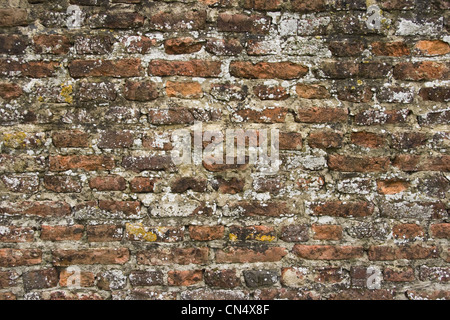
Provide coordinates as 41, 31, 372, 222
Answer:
0, 0, 449, 300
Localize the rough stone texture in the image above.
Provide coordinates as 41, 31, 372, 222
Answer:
0, 0, 448, 301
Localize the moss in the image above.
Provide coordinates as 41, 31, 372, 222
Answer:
60, 84, 73, 104
126, 223, 157, 242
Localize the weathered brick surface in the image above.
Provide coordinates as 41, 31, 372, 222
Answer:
0, 0, 448, 301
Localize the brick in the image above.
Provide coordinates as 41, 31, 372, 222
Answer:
52, 130, 90, 148
233, 107, 288, 123
419, 87, 450, 102
254, 288, 318, 300
89, 11, 144, 29
121, 36, 157, 54
168, 270, 203, 286
377, 180, 409, 194
137, 247, 209, 265
328, 155, 390, 172
99, 200, 141, 217
312, 225, 343, 240
180, 289, 249, 300
308, 130, 343, 149
0, 201, 71, 217
89, 176, 126, 191
355, 109, 410, 126
351, 132, 386, 148
393, 224, 424, 240
98, 130, 134, 149
0, 35, 29, 55
148, 9, 206, 31
296, 84, 330, 99
78, 82, 117, 101
0, 248, 42, 267
33, 35, 70, 55
164, 37, 202, 54
0, 60, 59, 78
69, 59, 142, 78
243, 270, 278, 288
212, 177, 245, 194
53, 248, 130, 266
0, 8, 28, 27
166, 81, 203, 99
215, 246, 287, 263
87, 225, 123, 242
371, 41, 410, 56
242, 0, 282, 10
234, 202, 289, 217
229, 225, 276, 242
328, 41, 365, 57
97, 270, 127, 290
124, 81, 159, 101
414, 40, 450, 56
74, 35, 113, 55
130, 177, 157, 193
204, 269, 240, 288
430, 224, 450, 239
210, 83, 248, 101
41, 225, 84, 241
419, 266, 450, 282
23, 268, 58, 291
1, 175, 39, 193
125, 223, 183, 242
368, 245, 439, 260
59, 269, 95, 287
0, 271, 18, 289
129, 270, 164, 287
205, 38, 243, 56
337, 86, 373, 103
394, 62, 450, 81
293, 245, 364, 260
230, 61, 308, 79
43, 175, 82, 193
122, 155, 174, 172
218, 13, 271, 34
0, 225, 34, 243
253, 85, 289, 100
280, 225, 309, 242
419, 110, 450, 126
393, 155, 450, 172
384, 267, 415, 282
189, 226, 224, 241
310, 201, 374, 217
295, 107, 348, 123
320, 62, 392, 79
279, 132, 303, 150
330, 290, 394, 300
149, 60, 221, 77
50, 155, 114, 171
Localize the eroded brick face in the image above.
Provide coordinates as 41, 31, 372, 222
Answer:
0, 0, 448, 301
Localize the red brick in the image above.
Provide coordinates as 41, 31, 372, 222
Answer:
351, 132, 386, 148
371, 41, 410, 56
164, 37, 203, 54
53, 248, 130, 266
293, 245, 364, 260
253, 85, 289, 100
98, 131, 134, 149
394, 62, 450, 81
41, 225, 84, 241
295, 107, 348, 123
59, 269, 95, 287
168, 270, 203, 286
69, 59, 142, 78
291, 0, 327, 12
308, 130, 343, 149
234, 107, 288, 123
242, 0, 282, 10
393, 155, 450, 172
230, 61, 308, 79
0, 201, 71, 217
98, 200, 141, 216
0, 248, 42, 267
89, 11, 144, 29
235, 202, 289, 217
43, 175, 82, 193
0, 83, 23, 100
148, 9, 206, 31
377, 180, 410, 194
122, 155, 174, 172
217, 13, 271, 34
296, 84, 330, 99
279, 132, 303, 150
49, 155, 115, 171
149, 60, 221, 77
205, 38, 243, 56
52, 130, 90, 148
328, 155, 390, 172
0, 226, 34, 243
384, 267, 415, 282
215, 246, 287, 263
124, 80, 159, 101
204, 269, 240, 288
89, 176, 127, 191
430, 224, 450, 239
130, 177, 157, 193
355, 109, 410, 126
312, 225, 343, 240
414, 40, 450, 56
393, 224, 424, 240
0, 60, 59, 78
137, 247, 209, 265
87, 225, 123, 242
166, 81, 203, 99
33, 35, 70, 55
23, 268, 58, 291
310, 201, 374, 217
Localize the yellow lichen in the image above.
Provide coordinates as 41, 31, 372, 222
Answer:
229, 233, 238, 241
255, 235, 276, 242
60, 84, 73, 104
126, 223, 157, 242
2, 132, 27, 148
